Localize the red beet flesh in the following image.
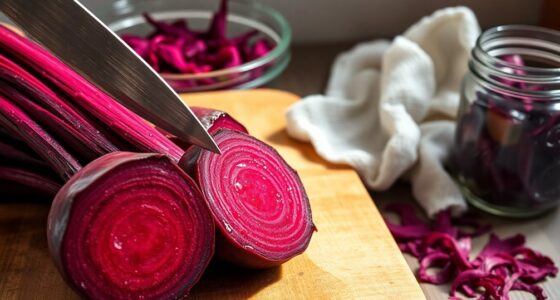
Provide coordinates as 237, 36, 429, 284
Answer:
193, 129, 315, 268
48, 152, 214, 299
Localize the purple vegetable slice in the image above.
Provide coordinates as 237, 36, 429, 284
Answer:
384, 204, 558, 299
121, 0, 274, 84
207, 0, 228, 40
418, 252, 454, 284
47, 152, 214, 299
192, 129, 315, 268
247, 39, 273, 61
157, 40, 191, 73
184, 40, 207, 59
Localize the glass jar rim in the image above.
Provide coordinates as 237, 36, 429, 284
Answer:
471, 25, 560, 99
475, 25, 560, 75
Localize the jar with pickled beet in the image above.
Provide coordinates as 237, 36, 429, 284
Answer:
452, 25, 560, 217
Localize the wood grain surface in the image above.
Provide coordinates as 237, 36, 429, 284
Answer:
0, 89, 424, 299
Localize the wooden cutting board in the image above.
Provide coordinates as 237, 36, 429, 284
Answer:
186, 89, 423, 299
0, 89, 424, 299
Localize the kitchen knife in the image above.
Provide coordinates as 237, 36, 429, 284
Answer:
0, 0, 220, 153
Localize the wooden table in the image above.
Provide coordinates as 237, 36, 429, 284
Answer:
270, 44, 560, 300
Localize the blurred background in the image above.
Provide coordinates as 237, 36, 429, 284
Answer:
32, 0, 555, 44
0, 0, 555, 93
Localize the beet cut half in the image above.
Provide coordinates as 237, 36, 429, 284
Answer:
159, 107, 248, 150
48, 152, 214, 299
193, 129, 315, 268
191, 106, 248, 135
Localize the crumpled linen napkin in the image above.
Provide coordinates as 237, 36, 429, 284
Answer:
285, 7, 480, 217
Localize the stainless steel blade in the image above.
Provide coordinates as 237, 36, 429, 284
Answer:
0, 0, 220, 153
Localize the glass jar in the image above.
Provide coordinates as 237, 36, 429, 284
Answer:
452, 25, 560, 217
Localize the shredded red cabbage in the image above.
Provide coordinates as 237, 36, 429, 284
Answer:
121, 0, 273, 76
384, 203, 558, 299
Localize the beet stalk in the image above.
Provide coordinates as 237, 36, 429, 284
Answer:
48, 152, 214, 299
0, 94, 81, 179
0, 82, 103, 162
0, 125, 13, 138
190, 129, 315, 268
0, 25, 184, 162
0, 54, 118, 157
0, 137, 48, 168
0, 165, 61, 196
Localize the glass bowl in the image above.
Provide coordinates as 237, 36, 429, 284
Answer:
100, 0, 291, 92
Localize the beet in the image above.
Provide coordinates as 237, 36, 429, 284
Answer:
158, 107, 247, 150
0, 22, 313, 295
190, 129, 315, 268
192, 106, 248, 135
48, 152, 214, 299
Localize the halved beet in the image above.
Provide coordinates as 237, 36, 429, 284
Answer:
191, 106, 248, 135
48, 152, 214, 299
158, 107, 247, 149
192, 129, 315, 268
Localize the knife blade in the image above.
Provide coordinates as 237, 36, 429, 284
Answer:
0, 0, 220, 153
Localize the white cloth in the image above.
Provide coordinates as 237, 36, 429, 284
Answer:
285, 7, 480, 217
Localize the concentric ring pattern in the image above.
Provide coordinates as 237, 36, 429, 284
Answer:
53, 153, 213, 299
198, 131, 314, 262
